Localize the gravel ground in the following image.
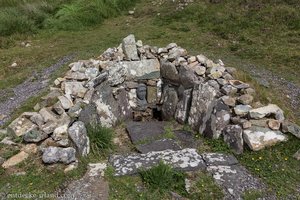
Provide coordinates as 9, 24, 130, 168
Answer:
240, 64, 300, 119
0, 54, 74, 127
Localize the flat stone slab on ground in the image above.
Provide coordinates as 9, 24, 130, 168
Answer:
173, 130, 200, 148
126, 121, 165, 144
109, 148, 206, 176
136, 138, 182, 154
202, 153, 239, 166
207, 164, 266, 200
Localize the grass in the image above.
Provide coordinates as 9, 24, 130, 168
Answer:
139, 161, 187, 195
86, 124, 114, 156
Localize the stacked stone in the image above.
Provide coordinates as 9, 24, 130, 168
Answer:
2, 34, 300, 168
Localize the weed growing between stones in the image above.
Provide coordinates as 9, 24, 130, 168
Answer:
139, 161, 187, 195
86, 124, 114, 155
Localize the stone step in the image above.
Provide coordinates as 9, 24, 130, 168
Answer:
109, 148, 206, 176
136, 138, 182, 154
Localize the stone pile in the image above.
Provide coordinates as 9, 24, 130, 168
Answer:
2, 34, 300, 169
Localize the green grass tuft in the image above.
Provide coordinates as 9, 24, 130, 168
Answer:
86, 124, 114, 155
139, 161, 187, 195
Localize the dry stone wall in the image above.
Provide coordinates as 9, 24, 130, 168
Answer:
2, 34, 300, 167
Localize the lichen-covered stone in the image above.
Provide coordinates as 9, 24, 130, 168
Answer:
42, 147, 76, 164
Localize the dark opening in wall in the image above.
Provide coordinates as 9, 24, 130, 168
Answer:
152, 107, 163, 121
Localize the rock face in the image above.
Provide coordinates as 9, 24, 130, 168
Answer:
109, 148, 206, 176
188, 83, 217, 134
68, 121, 90, 156
42, 147, 76, 164
243, 126, 287, 151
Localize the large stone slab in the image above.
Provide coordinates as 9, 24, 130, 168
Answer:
7, 116, 37, 137
223, 125, 244, 154
126, 121, 165, 144
188, 82, 217, 134
122, 34, 139, 61
162, 86, 179, 120
207, 164, 265, 199
68, 121, 90, 157
202, 153, 238, 166
243, 126, 288, 151
249, 104, 284, 121
136, 139, 181, 154
175, 89, 192, 124
109, 148, 206, 176
42, 147, 76, 164
124, 59, 160, 80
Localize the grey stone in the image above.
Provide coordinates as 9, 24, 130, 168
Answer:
126, 121, 165, 144
0, 157, 4, 165
162, 86, 179, 120
23, 129, 48, 143
122, 34, 139, 61
234, 105, 252, 116
29, 113, 44, 126
243, 126, 288, 151
109, 148, 206, 176
249, 104, 284, 121
68, 103, 82, 118
42, 147, 76, 164
168, 48, 187, 61
160, 60, 179, 83
221, 96, 236, 107
64, 81, 88, 98
237, 94, 254, 105
281, 121, 300, 139
179, 66, 198, 89
136, 139, 181, 154
58, 95, 74, 110
267, 119, 281, 130
78, 103, 99, 126
68, 121, 90, 157
226, 67, 237, 75
207, 164, 265, 200
52, 125, 69, 147
107, 62, 127, 86
65, 71, 88, 81
87, 72, 108, 88
293, 149, 300, 160
202, 153, 238, 166
196, 54, 208, 64
209, 66, 225, 79
1, 137, 17, 145
194, 65, 206, 76
208, 80, 220, 91
223, 125, 244, 154
53, 101, 65, 115
216, 78, 228, 86
39, 107, 59, 123
229, 80, 250, 89
7, 116, 37, 137
85, 67, 99, 80
175, 89, 192, 124
166, 43, 177, 50
221, 85, 238, 96
188, 83, 217, 133
124, 59, 160, 80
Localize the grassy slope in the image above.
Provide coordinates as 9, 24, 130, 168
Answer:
0, 0, 299, 198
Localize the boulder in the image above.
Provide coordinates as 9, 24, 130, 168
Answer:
221, 96, 236, 107
179, 66, 198, 89
237, 94, 254, 105
23, 129, 48, 143
39, 107, 58, 123
122, 34, 139, 61
234, 105, 252, 116
221, 85, 238, 96
68, 121, 90, 157
124, 59, 160, 80
175, 89, 193, 124
2, 151, 29, 168
249, 104, 284, 121
188, 83, 217, 133
42, 147, 76, 164
160, 60, 179, 83
64, 81, 88, 98
281, 121, 300, 139
58, 95, 74, 110
229, 80, 249, 89
29, 113, 44, 126
107, 62, 127, 86
162, 86, 179, 120
243, 126, 287, 151
209, 66, 226, 79
7, 116, 37, 137
223, 125, 244, 154
52, 125, 69, 147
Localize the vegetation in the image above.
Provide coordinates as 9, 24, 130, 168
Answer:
0, 0, 138, 37
139, 161, 187, 195
86, 124, 114, 155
